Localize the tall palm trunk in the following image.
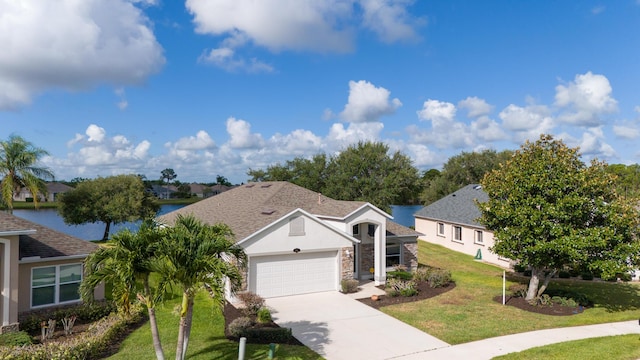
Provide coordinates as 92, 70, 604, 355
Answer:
175, 292, 193, 360
144, 278, 165, 360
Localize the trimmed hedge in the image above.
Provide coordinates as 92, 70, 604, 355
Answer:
241, 327, 293, 344
18, 301, 116, 335
0, 331, 32, 346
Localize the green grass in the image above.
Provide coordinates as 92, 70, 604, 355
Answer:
381, 241, 640, 344
493, 334, 640, 360
108, 291, 322, 359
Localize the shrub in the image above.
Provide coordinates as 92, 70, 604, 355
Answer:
241, 327, 293, 344
513, 263, 526, 273
558, 271, 571, 279
18, 301, 115, 334
412, 266, 430, 282
340, 279, 359, 294
0, 331, 32, 346
387, 270, 413, 281
228, 317, 253, 338
581, 272, 594, 281
386, 278, 417, 297
427, 269, 452, 288
545, 289, 593, 307
509, 284, 528, 298
236, 292, 265, 317
256, 307, 272, 324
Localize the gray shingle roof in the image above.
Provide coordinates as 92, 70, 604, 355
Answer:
0, 212, 98, 260
158, 181, 417, 240
414, 184, 488, 228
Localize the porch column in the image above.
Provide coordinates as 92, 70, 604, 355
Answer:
0, 239, 10, 327
373, 223, 387, 285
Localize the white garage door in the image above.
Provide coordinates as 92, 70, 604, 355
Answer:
250, 251, 338, 298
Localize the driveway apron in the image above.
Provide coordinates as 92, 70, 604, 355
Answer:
266, 291, 449, 360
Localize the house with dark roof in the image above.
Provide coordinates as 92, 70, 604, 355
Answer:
158, 181, 420, 299
0, 212, 104, 333
414, 184, 509, 268
13, 182, 74, 202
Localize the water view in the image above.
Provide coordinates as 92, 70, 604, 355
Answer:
13, 204, 423, 241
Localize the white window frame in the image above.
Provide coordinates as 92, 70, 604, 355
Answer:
453, 226, 463, 242
474, 230, 483, 245
289, 216, 305, 236
31, 263, 83, 309
437, 222, 445, 237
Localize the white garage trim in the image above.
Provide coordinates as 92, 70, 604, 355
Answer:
250, 251, 338, 298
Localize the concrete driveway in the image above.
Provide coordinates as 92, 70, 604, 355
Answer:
266, 291, 449, 360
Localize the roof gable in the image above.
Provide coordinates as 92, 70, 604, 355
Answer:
415, 184, 487, 228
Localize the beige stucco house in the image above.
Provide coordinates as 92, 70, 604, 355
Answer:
159, 181, 420, 299
0, 212, 104, 333
414, 184, 510, 269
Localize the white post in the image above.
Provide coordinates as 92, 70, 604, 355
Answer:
238, 337, 246, 360
502, 270, 506, 305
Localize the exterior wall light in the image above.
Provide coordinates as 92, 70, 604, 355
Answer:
293, 248, 301, 253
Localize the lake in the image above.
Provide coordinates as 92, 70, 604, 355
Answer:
13, 204, 424, 241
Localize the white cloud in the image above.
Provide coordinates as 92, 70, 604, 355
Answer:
458, 96, 493, 118
498, 104, 555, 141
0, 0, 165, 110
198, 47, 274, 73
470, 116, 507, 142
417, 99, 456, 125
561, 128, 616, 158
269, 129, 324, 155
359, 0, 423, 43
340, 80, 401, 123
327, 122, 384, 148
613, 123, 640, 139
86, 124, 107, 143
226, 117, 265, 149
555, 72, 617, 126
170, 131, 216, 151
185, 0, 422, 72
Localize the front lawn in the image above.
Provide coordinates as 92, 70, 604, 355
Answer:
493, 334, 640, 360
108, 291, 322, 359
381, 241, 640, 344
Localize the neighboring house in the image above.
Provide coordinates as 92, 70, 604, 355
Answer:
414, 184, 510, 269
12, 182, 73, 202
151, 184, 177, 199
158, 181, 420, 299
0, 212, 104, 333
188, 183, 209, 198
209, 184, 231, 196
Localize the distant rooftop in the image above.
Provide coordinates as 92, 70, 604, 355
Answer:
414, 184, 488, 228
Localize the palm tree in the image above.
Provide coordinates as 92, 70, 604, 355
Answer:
80, 220, 167, 360
0, 135, 54, 212
160, 168, 177, 200
156, 214, 246, 360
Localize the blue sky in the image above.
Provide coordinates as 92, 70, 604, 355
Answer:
1, 1, 640, 184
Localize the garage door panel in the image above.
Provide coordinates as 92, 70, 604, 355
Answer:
251, 251, 338, 298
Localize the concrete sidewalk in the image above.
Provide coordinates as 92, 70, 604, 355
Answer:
398, 320, 640, 359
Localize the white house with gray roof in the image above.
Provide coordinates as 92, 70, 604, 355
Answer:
159, 181, 420, 299
414, 184, 510, 268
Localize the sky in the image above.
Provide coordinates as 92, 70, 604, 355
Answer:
1, 0, 640, 185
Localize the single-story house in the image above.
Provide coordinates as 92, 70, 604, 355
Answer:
151, 184, 177, 199
414, 184, 510, 269
13, 182, 74, 202
0, 212, 104, 333
158, 181, 420, 299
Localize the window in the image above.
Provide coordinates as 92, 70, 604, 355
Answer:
352, 224, 359, 235
32, 264, 82, 308
368, 224, 375, 237
453, 226, 462, 242
386, 244, 401, 268
289, 217, 305, 236
437, 222, 445, 236
475, 230, 483, 244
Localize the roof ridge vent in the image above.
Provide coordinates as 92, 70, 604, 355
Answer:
261, 208, 276, 215
261, 184, 272, 188
473, 185, 482, 190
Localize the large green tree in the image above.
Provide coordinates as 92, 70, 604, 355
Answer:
80, 220, 166, 360
479, 135, 640, 301
421, 149, 512, 205
247, 142, 421, 210
0, 135, 54, 212
58, 175, 159, 240
323, 142, 420, 211
156, 215, 245, 360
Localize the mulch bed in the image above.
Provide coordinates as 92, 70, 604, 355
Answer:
357, 281, 456, 309
223, 303, 304, 345
492, 295, 586, 316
